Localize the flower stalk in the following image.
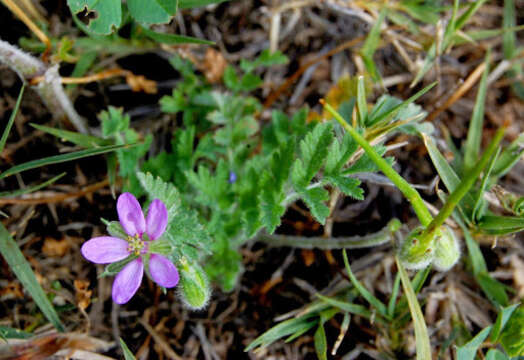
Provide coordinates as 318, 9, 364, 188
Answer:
321, 100, 434, 227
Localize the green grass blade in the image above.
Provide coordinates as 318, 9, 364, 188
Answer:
464, 52, 490, 172
477, 272, 509, 307
410, 43, 437, 87
412, 267, 431, 293
422, 134, 476, 210
141, 27, 214, 45
455, 325, 492, 360
361, 8, 387, 82
342, 250, 388, 317
0, 326, 32, 340
0, 84, 25, 154
492, 133, 524, 179
120, 338, 137, 360
0, 143, 135, 179
503, 0, 516, 59
477, 215, 524, 235
314, 323, 328, 360
455, 25, 524, 44
387, 271, 401, 317
411, 0, 487, 88
0, 223, 64, 331
30, 123, 111, 148
284, 321, 317, 342
245, 315, 318, 351
420, 126, 505, 239
456, 217, 508, 306
472, 147, 500, 221
422, 134, 461, 190
356, 76, 368, 126
396, 257, 431, 360
456, 218, 487, 275
370, 82, 436, 126
178, 0, 228, 8
316, 294, 375, 321
0, 172, 66, 198
454, 0, 488, 33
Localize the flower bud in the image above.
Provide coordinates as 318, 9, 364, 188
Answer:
178, 259, 210, 310
397, 227, 435, 270
432, 226, 460, 271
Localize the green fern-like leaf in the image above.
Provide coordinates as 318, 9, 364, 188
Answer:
301, 187, 330, 223
186, 160, 230, 209
137, 171, 212, 262
257, 139, 296, 233
292, 123, 333, 189
325, 175, 364, 200
260, 179, 286, 233
137, 171, 181, 221
325, 133, 358, 175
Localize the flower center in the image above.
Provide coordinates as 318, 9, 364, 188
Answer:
127, 234, 147, 256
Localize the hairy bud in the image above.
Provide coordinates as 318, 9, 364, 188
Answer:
178, 259, 210, 310
432, 226, 460, 271
397, 227, 435, 270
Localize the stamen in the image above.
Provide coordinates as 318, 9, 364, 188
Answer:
127, 234, 147, 255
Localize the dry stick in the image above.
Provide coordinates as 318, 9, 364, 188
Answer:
263, 35, 366, 109
1, 0, 51, 61
0, 40, 89, 133
18, 0, 45, 24
0, 179, 109, 205
31, 68, 129, 85
425, 62, 486, 122
138, 319, 183, 360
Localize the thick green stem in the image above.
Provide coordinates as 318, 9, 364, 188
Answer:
322, 101, 433, 227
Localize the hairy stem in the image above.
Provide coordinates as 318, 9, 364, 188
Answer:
0, 39, 88, 133
256, 218, 402, 249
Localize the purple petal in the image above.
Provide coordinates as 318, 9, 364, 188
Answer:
146, 199, 168, 240
81, 237, 130, 264
112, 258, 144, 304
117, 192, 146, 237
148, 254, 179, 288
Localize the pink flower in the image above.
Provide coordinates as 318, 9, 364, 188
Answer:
81, 193, 179, 304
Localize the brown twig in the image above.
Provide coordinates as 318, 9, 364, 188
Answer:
138, 317, 183, 360
426, 62, 486, 122
30, 68, 158, 94
0, 179, 109, 205
31, 68, 127, 86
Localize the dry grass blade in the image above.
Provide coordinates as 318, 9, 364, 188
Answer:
1, 0, 51, 60
426, 61, 486, 122
138, 319, 183, 360
0, 178, 109, 205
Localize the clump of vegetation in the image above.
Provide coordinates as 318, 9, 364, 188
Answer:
0, 0, 523, 359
